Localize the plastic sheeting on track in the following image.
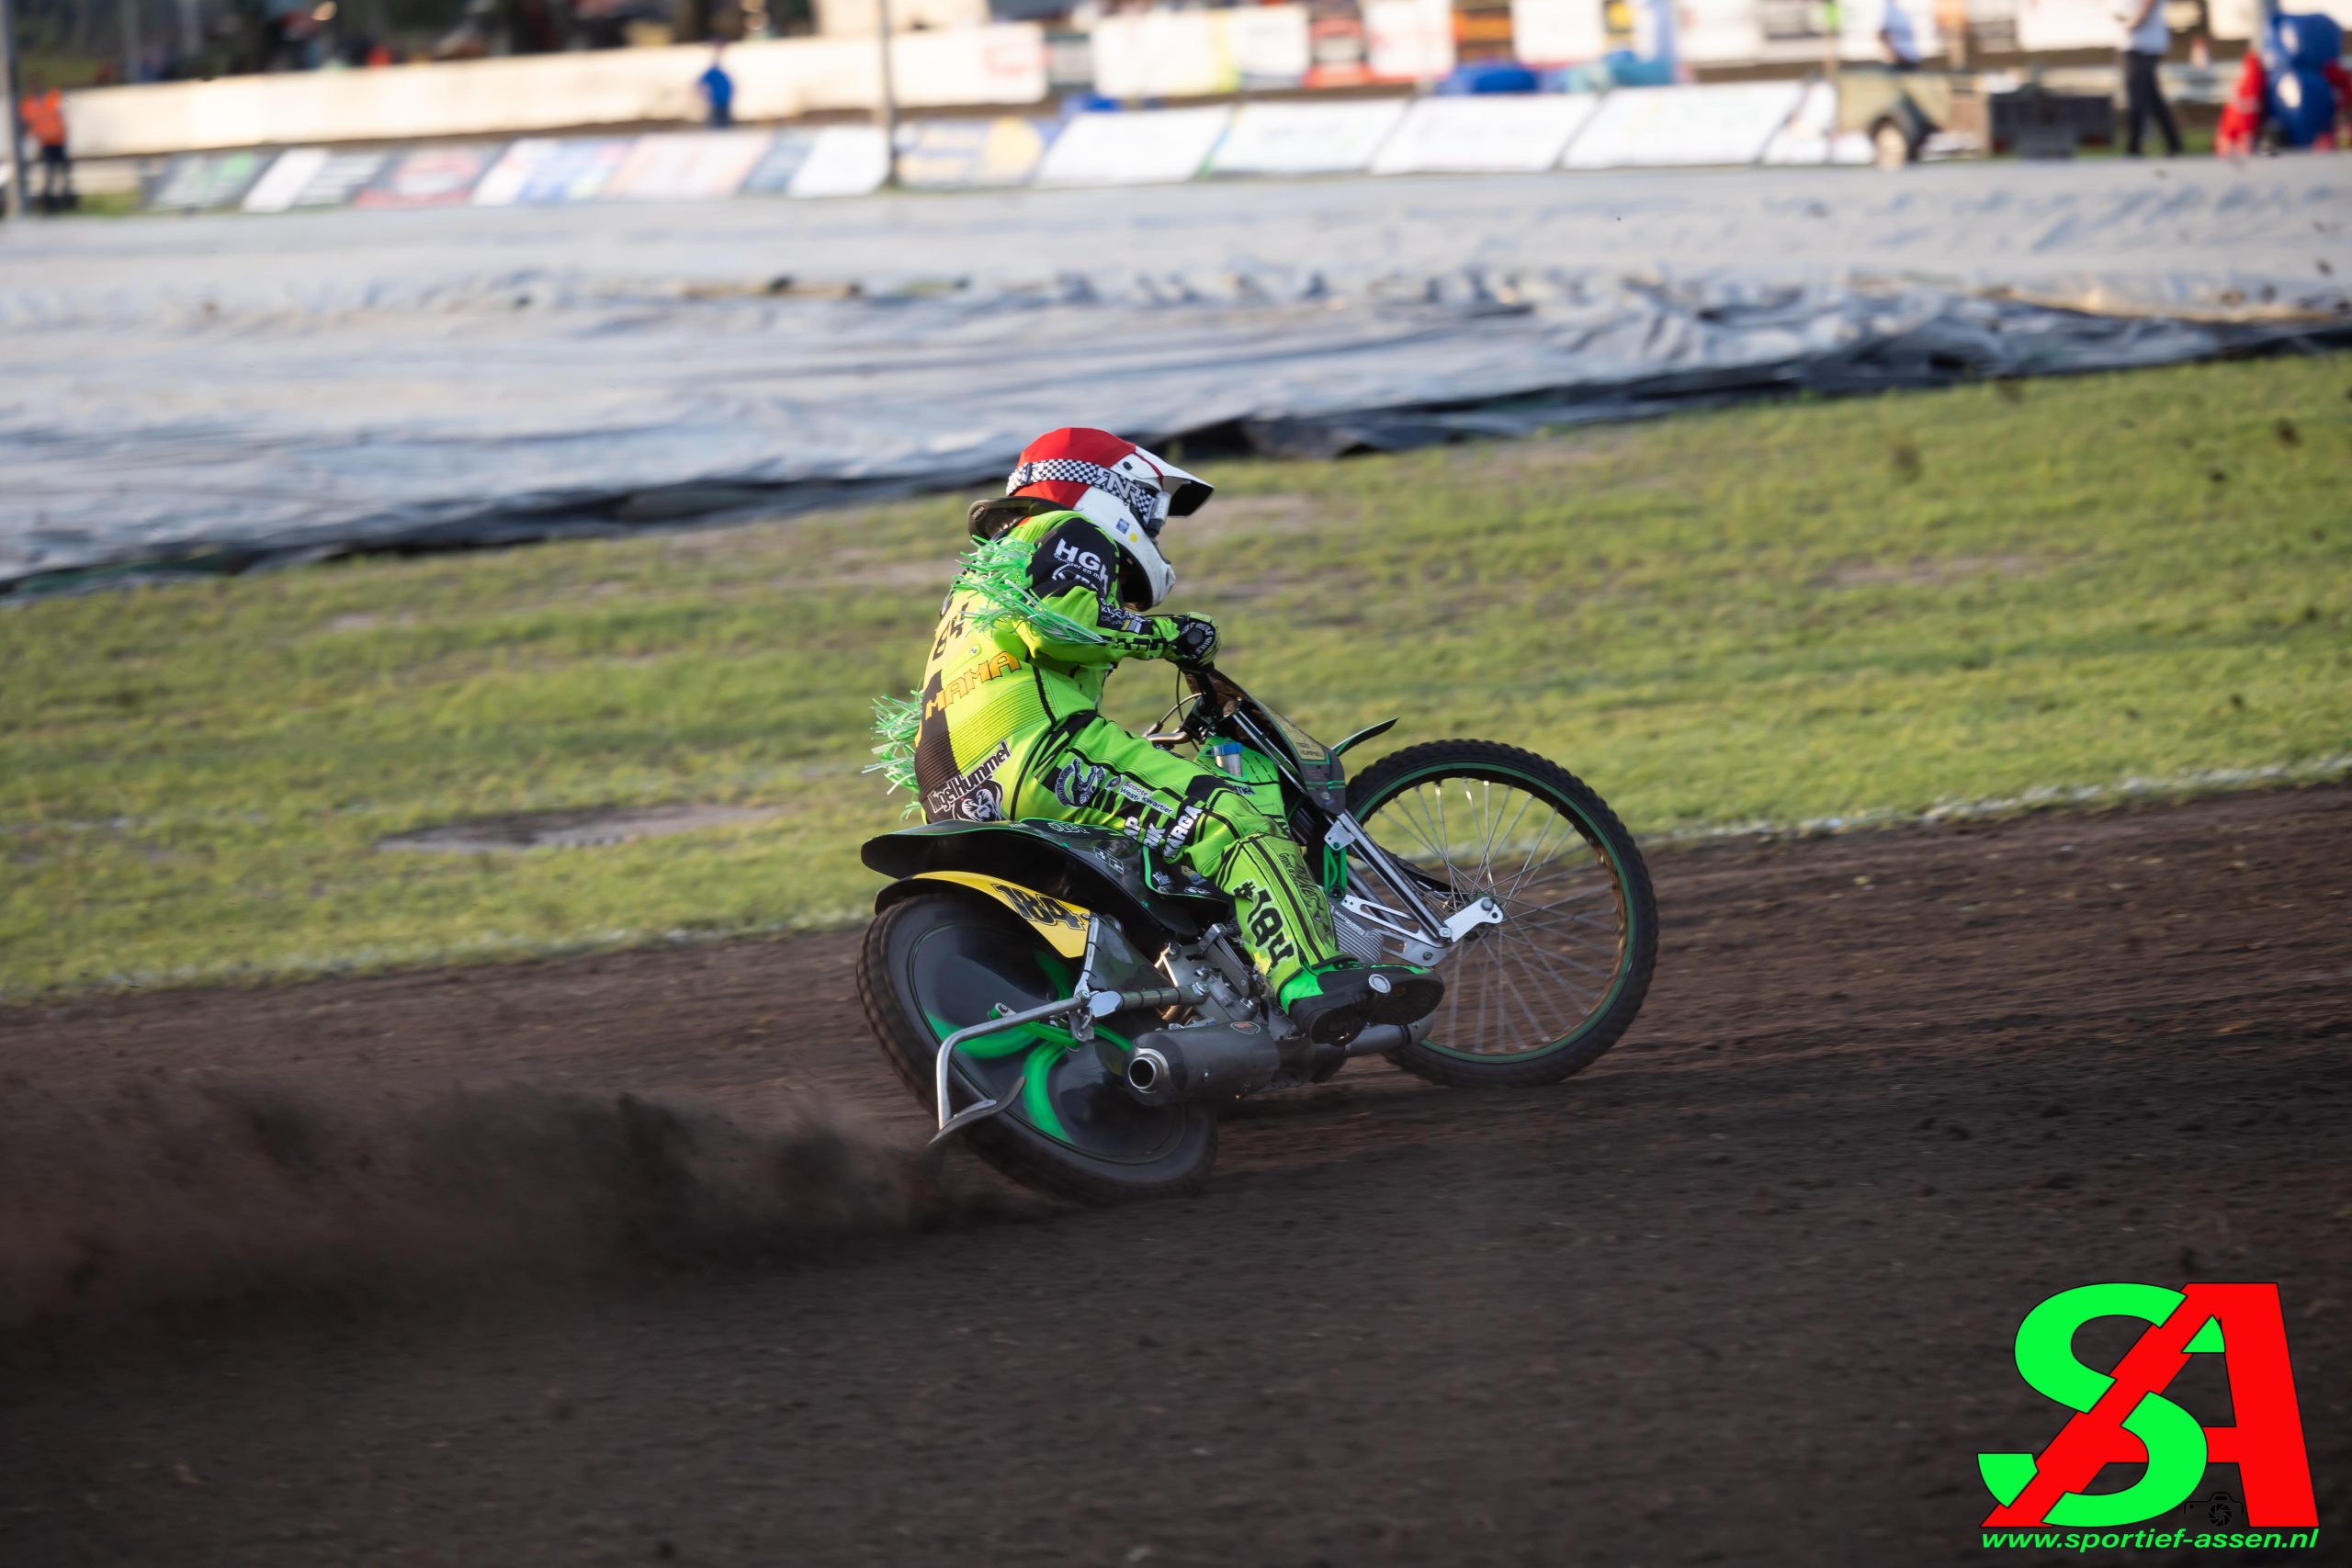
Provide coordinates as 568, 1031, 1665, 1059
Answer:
5, 159, 2347, 593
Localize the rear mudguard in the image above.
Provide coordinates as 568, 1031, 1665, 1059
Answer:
898, 870, 1091, 957
863, 819, 1226, 951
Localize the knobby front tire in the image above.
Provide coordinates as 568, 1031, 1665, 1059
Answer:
1346, 740, 1658, 1088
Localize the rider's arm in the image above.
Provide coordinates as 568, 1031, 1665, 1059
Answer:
1012, 517, 1190, 668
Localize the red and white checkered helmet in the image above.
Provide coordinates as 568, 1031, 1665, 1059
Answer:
1005, 427, 1212, 609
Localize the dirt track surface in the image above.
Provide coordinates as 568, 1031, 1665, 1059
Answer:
4, 788, 2347, 1565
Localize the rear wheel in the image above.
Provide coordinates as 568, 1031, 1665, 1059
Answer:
1345, 740, 1657, 1088
855, 890, 1218, 1202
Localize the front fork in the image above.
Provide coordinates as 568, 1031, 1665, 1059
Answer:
1322, 810, 1504, 966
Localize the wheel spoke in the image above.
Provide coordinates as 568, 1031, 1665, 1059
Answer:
1499, 807, 1567, 902
1387, 791, 1453, 877
1492, 926, 1597, 1006
1493, 928, 1617, 982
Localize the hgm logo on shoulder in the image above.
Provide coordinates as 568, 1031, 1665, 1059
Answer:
1979, 1282, 2316, 1531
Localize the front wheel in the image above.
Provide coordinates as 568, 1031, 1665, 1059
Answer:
1345, 740, 1657, 1088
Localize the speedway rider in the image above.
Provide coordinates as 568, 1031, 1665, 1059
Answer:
885, 427, 1442, 1047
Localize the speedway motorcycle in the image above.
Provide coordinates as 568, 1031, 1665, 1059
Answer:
854, 667, 1657, 1201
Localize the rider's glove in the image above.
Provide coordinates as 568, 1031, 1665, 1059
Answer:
1160, 614, 1219, 671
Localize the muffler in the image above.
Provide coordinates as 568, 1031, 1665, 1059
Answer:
1115, 1021, 1283, 1106
1340, 1015, 1434, 1057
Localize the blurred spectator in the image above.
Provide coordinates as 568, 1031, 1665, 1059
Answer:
2215, 6, 2350, 152
262, 0, 318, 72
2119, 0, 2183, 155
18, 85, 74, 214
1634, 0, 1678, 78
698, 41, 737, 129
1878, 0, 1926, 70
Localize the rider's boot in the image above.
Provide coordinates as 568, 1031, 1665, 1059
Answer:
1278, 962, 1443, 1046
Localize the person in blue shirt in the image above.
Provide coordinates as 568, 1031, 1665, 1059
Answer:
697, 42, 736, 130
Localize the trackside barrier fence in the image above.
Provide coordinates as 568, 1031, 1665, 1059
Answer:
135, 85, 1894, 215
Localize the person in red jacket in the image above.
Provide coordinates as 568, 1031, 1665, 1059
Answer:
17, 86, 73, 212
2215, 9, 2352, 153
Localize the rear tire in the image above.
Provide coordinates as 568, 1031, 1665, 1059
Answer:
1346, 740, 1657, 1089
856, 890, 1218, 1203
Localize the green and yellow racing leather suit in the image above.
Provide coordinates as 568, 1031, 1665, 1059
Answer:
898, 509, 1342, 996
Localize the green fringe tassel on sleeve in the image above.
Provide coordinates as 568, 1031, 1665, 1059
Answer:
868, 530, 1107, 811
949, 534, 1107, 648
866, 692, 920, 802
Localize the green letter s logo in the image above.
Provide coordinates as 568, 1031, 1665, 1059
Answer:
1978, 1283, 2209, 1528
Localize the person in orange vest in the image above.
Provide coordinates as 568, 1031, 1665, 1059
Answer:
18, 85, 74, 213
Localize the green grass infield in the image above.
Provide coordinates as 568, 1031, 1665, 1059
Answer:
5, 356, 2347, 996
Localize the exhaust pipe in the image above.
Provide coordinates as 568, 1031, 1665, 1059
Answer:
1115, 1015, 1436, 1105
1339, 1015, 1435, 1057
1118, 1022, 1283, 1105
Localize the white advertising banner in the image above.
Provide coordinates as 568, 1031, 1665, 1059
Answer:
2210, 0, 2352, 39
1226, 6, 1315, 85
1365, 0, 1457, 82
1561, 82, 1806, 168
2208, 0, 2258, 38
1759, 80, 1876, 164
1207, 98, 1410, 176
740, 26, 1051, 115
354, 143, 500, 208
1371, 95, 1600, 174
2013, 0, 2116, 51
1091, 11, 1229, 99
471, 139, 634, 207
895, 117, 1059, 189
1090, 6, 1309, 101
1511, 0, 1609, 64
237, 149, 321, 213
1033, 107, 1236, 187
1679, 0, 1770, 63
240, 147, 391, 212
62, 28, 1048, 159
786, 126, 893, 198
602, 131, 772, 202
